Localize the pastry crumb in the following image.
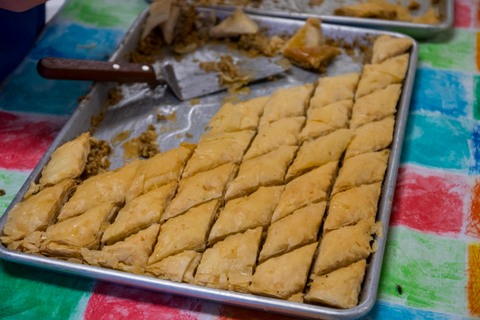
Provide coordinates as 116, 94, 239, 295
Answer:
123, 124, 160, 160
82, 138, 112, 179
106, 87, 124, 106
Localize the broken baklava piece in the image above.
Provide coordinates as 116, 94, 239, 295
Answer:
225, 146, 297, 200
272, 161, 337, 222
195, 227, 262, 292
259, 202, 326, 263
282, 18, 340, 72
324, 183, 382, 233
148, 200, 219, 265
355, 54, 409, 99
312, 218, 374, 276
305, 260, 367, 309
334, 2, 397, 20
41, 202, 118, 259
243, 117, 305, 160
101, 181, 177, 245
57, 160, 140, 222
82, 223, 160, 274
309, 72, 359, 110
286, 128, 353, 180
350, 84, 401, 129
259, 84, 314, 126
209, 9, 259, 38
299, 100, 353, 142
163, 163, 237, 221
345, 117, 395, 159
208, 186, 284, 245
332, 150, 389, 195
183, 130, 255, 178
147, 250, 202, 283
0, 179, 76, 246
126, 143, 195, 202
39, 132, 90, 187
250, 242, 318, 299
372, 35, 413, 64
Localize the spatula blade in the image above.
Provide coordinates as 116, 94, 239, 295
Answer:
162, 57, 290, 101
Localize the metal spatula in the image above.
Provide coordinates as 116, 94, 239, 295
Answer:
37, 56, 290, 101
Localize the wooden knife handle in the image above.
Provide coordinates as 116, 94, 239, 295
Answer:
37, 57, 158, 83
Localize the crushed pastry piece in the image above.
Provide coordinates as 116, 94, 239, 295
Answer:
106, 86, 123, 106
199, 55, 252, 87
237, 34, 286, 57
282, 18, 340, 72
122, 124, 160, 160
335, 2, 398, 20
209, 9, 259, 38
82, 137, 112, 179
306, 260, 367, 309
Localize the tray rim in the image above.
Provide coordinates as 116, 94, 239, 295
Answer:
0, 11, 419, 320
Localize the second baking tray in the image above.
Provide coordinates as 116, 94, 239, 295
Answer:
196, 0, 453, 39
0, 9, 418, 320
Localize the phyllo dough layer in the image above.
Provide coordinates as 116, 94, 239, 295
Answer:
372, 35, 413, 64
147, 250, 202, 283
309, 73, 359, 109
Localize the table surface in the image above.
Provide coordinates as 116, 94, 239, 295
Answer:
0, 0, 479, 319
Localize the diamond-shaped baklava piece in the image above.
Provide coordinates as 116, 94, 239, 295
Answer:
194, 227, 262, 292
147, 250, 202, 283
259, 202, 326, 262
225, 146, 296, 200
163, 163, 237, 221
312, 218, 374, 275
345, 117, 394, 158
372, 35, 413, 64
272, 161, 337, 222
309, 73, 359, 109
250, 242, 317, 299
148, 200, 219, 265
102, 181, 177, 245
208, 186, 284, 245
305, 260, 367, 309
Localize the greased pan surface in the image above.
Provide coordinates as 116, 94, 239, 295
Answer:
0, 10, 418, 319
197, 0, 453, 39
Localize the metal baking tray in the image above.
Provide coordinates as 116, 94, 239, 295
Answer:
196, 0, 453, 39
0, 9, 418, 320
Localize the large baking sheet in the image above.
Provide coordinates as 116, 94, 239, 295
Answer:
0, 9, 418, 319
197, 0, 453, 39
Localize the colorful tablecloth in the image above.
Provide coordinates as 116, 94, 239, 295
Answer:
0, 0, 479, 318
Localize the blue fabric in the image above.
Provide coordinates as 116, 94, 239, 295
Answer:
0, 5, 45, 82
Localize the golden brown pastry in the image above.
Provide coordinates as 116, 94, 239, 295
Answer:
345, 117, 395, 158
309, 73, 359, 109
148, 200, 220, 265
300, 100, 353, 141
208, 186, 284, 245
41, 202, 118, 259
250, 242, 317, 299
259, 84, 314, 126
287, 129, 352, 180
350, 85, 401, 129
6, 230, 44, 254
210, 9, 259, 38
324, 183, 382, 232
58, 160, 140, 221
1, 179, 76, 245
372, 35, 413, 64
126, 144, 195, 202
355, 54, 409, 99
82, 224, 160, 274
101, 182, 177, 245
205, 96, 268, 135
146, 250, 202, 283
244, 117, 305, 160
225, 146, 297, 200
334, 3, 397, 19
272, 161, 337, 222
39, 132, 90, 187
305, 260, 367, 309
183, 130, 255, 178
163, 163, 236, 221
312, 218, 374, 275
259, 202, 326, 262
332, 150, 389, 195
194, 227, 262, 292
